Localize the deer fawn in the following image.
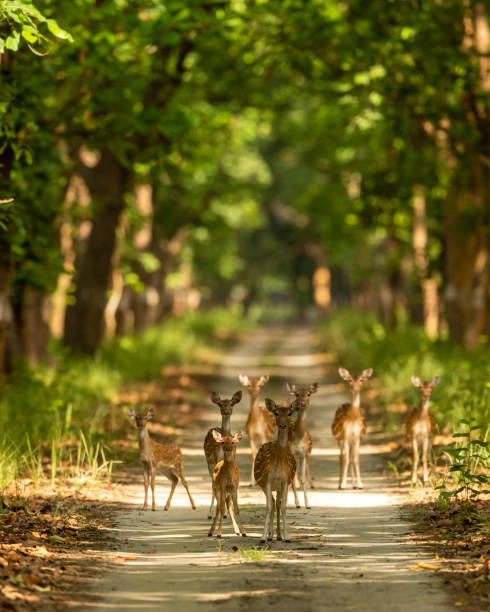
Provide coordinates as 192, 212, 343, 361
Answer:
287, 382, 317, 509
406, 375, 440, 485
332, 368, 373, 489
208, 431, 247, 538
203, 390, 242, 519
238, 374, 276, 484
254, 399, 297, 543
128, 407, 195, 511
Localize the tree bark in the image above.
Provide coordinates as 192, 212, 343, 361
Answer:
64, 150, 129, 354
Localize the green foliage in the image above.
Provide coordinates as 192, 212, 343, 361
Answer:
317, 308, 490, 433
436, 420, 489, 501
0, 308, 251, 491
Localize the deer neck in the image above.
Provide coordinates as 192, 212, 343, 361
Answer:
276, 427, 290, 453
249, 396, 262, 419
138, 426, 152, 456
221, 414, 231, 435
293, 408, 308, 436
222, 450, 237, 474
350, 391, 362, 416
420, 396, 430, 414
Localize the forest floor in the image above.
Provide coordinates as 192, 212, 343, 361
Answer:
1, 326, 486, 611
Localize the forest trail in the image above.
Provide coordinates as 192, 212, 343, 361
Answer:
79, 327, 452, 611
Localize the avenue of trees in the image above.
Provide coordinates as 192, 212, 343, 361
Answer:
1, 0, 489, 374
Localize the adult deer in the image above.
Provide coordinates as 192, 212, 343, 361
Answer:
128, 407, 195, 511
332, 368, 373, 489
254, 399, 297, 543
238, 374, 276, 484
406, 375, 440, 484
286, 382, 317, 509
203, 390, 242, 518
208, 431, 247, 538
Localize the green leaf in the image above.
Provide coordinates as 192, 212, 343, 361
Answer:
46, 19, 73, 42
453, 433, 468, 438
21, 25, 39, 44
5, 32, 21, 51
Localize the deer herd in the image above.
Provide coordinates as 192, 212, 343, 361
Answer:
128, 369, 441, 543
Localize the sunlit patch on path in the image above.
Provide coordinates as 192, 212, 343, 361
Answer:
81, 327, 451, 611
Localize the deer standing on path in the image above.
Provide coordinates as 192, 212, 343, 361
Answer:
406, 375, 440, 485
203, 390, 242, 519
254, 399, 297, 543
128, 407, 195, 511
332, 368, 373, 489
208, 431, 247, 538
287, 382, 318, 509
238, 374, 276, 484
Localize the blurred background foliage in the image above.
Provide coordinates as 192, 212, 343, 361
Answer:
0, 1, 489, 485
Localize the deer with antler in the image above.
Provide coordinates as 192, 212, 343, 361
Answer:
128, 407, 195, 511
208, 431, 247, 538
406, 375, 440, 485
203, 390, 242, 519
238, 374, 276, 484
254, 399, 297, 543
332, 368, 373, 489
286, 382, 317, 509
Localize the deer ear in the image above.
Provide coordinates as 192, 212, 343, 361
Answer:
411, 376, 422, 388
212, 429, 223, 443
265, 398, 276, 414
338, 368, 351, 381
288, 402, 298, 416
231, 390, 242, 405
431, 376, 441, 387
259, 375, 269, 385
309, 383, 318, 393
361, 368, 373, 380
287, 383, 296, 394
127, 408, 136, 418
233, 431, 243, 443
146, 407, 155, 418
238, 374, 249, 386
210, 392, 221, 405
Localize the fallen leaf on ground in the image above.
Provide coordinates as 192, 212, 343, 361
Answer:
416, 562, 438, 571
142, 549, 156, 554
109, 555, 138, 563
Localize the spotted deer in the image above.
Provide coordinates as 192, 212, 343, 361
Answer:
203, 390, 242, 518
208, 431, 247, 538
286, 382, 317, 508
238, 374, 276, 484
406, 375, 440, 484
128, 407, 195, 511
254, 399, 297, 543
332, 368, 373, 489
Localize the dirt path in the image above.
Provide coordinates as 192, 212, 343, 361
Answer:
80, 327, 452, 611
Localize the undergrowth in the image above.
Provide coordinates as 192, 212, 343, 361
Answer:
0, 308, 253, 494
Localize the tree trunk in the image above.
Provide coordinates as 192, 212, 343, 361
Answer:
64, 151, 129, 354
412, 185, 440, 339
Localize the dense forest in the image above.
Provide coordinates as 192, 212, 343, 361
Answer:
1, 0, 489, 372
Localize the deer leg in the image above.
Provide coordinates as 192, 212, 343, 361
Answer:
207, 489, 216, 520
250, 442, 258, 485
276, 493, 282, 540
217, 495, 225, 538
354, 437, 363, 489
411, 438, 419, 484
268, 495, 275, 540
292, 463, 301, 508
142, 463, 150, 510
232, 492, 246, 537
178, 469, 196, 509
164, 473, 178, 511
340, 442, 349, 489
150, 464, 156, 510
306, 458, 314, 489
227, 496, 240, 535
208, 489, 219, 536
300, 456, 310, 509
261, 484, 272, 543
422, 436, 430, 484
282, 485, 290, 543
349, 444, 357, 488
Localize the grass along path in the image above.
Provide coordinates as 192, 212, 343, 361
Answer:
78, 326, 453, 611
